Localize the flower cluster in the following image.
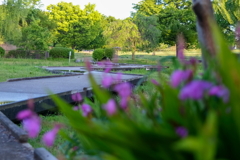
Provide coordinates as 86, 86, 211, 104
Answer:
16, 99, 41, 138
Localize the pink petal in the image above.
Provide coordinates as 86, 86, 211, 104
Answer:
16, 110, 33, 120
42, 128, 58, 147
23, 115, 41, 138
103, 99, 117, 115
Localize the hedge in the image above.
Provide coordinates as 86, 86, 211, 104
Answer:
92, 49, 105, 61
104, 48, 115, 60
0, 47, 5, 57
92, 48, 115, 61
49, 47, 74, 59
6, 50, 47, 59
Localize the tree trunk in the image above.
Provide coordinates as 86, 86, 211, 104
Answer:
192, 0, 216, 69
132, 50, 135, 60
152, 51, 155, 56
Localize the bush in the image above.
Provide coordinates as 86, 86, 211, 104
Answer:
0, 47, 5, 57
7, 49, 27, 58
49, 47, 74, 59
104, 48, 115, 60
6, 49, 47, 59
92, 48, 105, 61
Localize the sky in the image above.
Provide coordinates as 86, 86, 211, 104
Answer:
40, 0, 142, 19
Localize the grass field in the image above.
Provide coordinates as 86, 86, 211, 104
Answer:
1, 50, 201, 156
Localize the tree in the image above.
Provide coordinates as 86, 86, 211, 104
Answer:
133, 14, 161, 55
103, 19, 141, 60
0, 0, 41, 43
132, 0, 162, 16
15, 9, 56, 50
133, 0, 198, 56
47, 2, 103, 50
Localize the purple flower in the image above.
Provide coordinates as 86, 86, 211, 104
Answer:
170, 70, 192, 88
120, 97, 128, 109
114, 82, 132, 98
114, 73, 122, 83
73, 106, 79, 110
16, 110, 33, 120
102, 75, 113, 88
23, 115, 41, 138
103, 99, 117, 115
176, 126, 188, 138
97, 60, 113, 73
16, 100, 41, 138
209, 85, 229, 103
151, 79, 160, 86
81, 104, 92, 117
179, 80, 213, 100
42, 124, 62, 147
71, 92, 82, 102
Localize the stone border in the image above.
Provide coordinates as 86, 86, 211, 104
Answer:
34, 148, 58, 160
0, 111, 28, 142
0, 111, 57, 160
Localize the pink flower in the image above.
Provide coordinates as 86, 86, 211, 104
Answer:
114, 73, 122, 83
102, 75, 113, 88
16, 100, 41, 138
120, 97, 128, 109
81, 104, 92, 117
97, 60, 113, 73
209, 85, 229, 103
114, 82, 132, 98
16, 110, 33, 120
71, 92, 82, 102
170, 70, 192, 88
42, 124, 62, 147
103, 99, 117, 115
23, 115, 41, 138
73, 106, 79, 110
179, 80, 213, 100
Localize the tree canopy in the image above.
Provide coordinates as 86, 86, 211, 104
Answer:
133, 0, 198, 54
47, 2, 103, 50
103, 19, 141, 60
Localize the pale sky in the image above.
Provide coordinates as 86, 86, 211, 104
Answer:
40, 0, 142, 19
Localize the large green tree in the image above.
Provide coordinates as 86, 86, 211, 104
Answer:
15, 9, 56, 50
103, 19, 142, 60
47, 2, 103, 50
133, 13, 161, 55
133, 0, 198, 55
0, 0, 41, 43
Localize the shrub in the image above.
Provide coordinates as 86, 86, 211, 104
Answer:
7, 49, 27, 58
49, 47, 74, 59
0, 47, 5, 57
104, 48, 115, 60
92, 48, 105, 61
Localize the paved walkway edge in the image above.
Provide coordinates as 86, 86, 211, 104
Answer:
0, 111, 28, 142
34, 148, 58, 160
